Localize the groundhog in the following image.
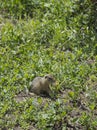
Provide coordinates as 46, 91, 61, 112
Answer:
30, 74, 56, 97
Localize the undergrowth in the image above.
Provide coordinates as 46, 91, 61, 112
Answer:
0, 0, 97, 129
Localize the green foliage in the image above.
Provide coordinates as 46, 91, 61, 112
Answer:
0, 0, 97, 129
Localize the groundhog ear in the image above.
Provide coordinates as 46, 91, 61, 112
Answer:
45, 76, 48, 79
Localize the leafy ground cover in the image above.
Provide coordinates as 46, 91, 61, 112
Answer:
0, 0, 97, 129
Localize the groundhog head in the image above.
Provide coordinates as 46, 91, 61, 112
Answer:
44, 74, 56, 84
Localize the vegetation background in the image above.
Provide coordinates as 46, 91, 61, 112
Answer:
0, 0, 97, 129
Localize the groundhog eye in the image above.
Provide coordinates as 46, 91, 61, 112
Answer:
45, 76, 52, 80
48, 77, 53, 81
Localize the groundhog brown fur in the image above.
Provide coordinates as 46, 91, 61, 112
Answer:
30, 74, 56, 97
